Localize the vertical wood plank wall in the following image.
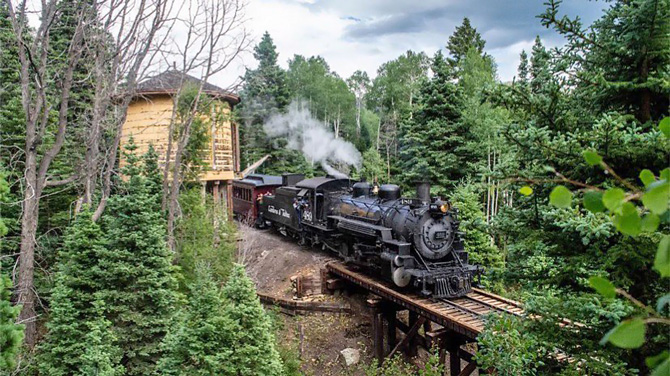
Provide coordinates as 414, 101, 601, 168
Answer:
120, 93, 237, 182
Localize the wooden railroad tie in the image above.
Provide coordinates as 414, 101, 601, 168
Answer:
257, 292, 351, 315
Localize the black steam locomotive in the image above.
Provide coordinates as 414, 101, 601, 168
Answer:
254, 174, 482, 299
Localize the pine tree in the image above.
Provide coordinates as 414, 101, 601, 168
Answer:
244, 32, 291, 109
38, 212, 123, 376
157, 267, 235, 375
49, 0, 95, 129
446, 18, 486, 72
529, 36, 552, 95
398, 51, 466, 193
0, 276, 23, 372
451, 184, 503, 281
78, 305, 124, 376
516, 50, 530, 86
0, 169, 23, 372
238, 31, 306, 173
141, 144, 163, 206
220, 264, 283, 376
541, 0, 670, 123
100, 139, 178, 376
0, 2, 24, 150
0, 3, 26, 258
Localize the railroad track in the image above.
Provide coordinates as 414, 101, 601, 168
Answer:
326, 262, 525, 338
325, 262, 574, 363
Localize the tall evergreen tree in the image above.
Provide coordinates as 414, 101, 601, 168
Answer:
446, 18, 486, 72
0, 2, 26, 259
39, 212, 122, 376
516, 50, 530, 86
398, 51, 466, 193
100, 139, 178, 376
529, 36, 553, 95
243, 31, 291, 109
541, 0, 670, 123
0, 170, 22, 372
220, 264, 283, 376
0, 274, 22, 372
157, 268, 236, 375
238, 32, 308, 174
0, 169, 22, 372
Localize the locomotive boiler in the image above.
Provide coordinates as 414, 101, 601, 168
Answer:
255, 175, 482, 299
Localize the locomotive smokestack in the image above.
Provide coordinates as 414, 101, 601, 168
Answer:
416, 181, 430, 204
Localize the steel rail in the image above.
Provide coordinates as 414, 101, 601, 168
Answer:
325, 262, 527, 340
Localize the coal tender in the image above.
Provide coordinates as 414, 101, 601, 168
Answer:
257, 174, 483, 298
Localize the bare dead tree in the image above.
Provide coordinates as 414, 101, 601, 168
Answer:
4, 0, 176, 346
4, 0, 90, 346
89, 0, 178, 221
161, 0, 249, 251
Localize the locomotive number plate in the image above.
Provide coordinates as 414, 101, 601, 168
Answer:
434, 231, 447, 240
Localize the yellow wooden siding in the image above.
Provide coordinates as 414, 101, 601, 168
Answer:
120, 94, 237, 181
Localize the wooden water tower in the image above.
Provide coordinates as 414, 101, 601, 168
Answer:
120, 69, 241, 212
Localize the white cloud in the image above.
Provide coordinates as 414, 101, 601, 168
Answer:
210, 0, 605, 91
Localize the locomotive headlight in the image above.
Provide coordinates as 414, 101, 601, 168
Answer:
429, 201, 449, 214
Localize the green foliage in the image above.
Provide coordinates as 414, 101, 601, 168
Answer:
398, 50, 466, 191
174, 188, 236, 288
0, 274, 23, 372
358, 148, 385, 184
600, 317, 646, 349
446, 17, 487, 74
39, 212, 122, 376
175, 84, 212, 180
287, 55, 357, 140
519, 186, 533, 196
363, 356, 414, 376
219, 264, 284, 375
583, 150, 603, 166
0, 3, 27, 263
451, 183, 504, 285
656, 235, 670, 277
588, 276, 616, 299
157, 267, 236, 375
547, 116, 670, 373
541, 0, 670, 123
362, 350, 443, 376
549, 186, 573, 208
0, 169, 22, 372
368, 50, 429, 179
475, 314, 541, 375
99, 140, 179, 375
238, 32, 308, 174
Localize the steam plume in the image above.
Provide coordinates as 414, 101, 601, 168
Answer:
264, 101, 361, 178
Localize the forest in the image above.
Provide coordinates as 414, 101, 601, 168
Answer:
0, 0, 669, 375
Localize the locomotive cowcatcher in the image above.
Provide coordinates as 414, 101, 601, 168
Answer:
251, 174, 483, 299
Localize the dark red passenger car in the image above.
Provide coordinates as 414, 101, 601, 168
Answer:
232, 174, 283, 222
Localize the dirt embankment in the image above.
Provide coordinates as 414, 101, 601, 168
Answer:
238, 225, 376, 375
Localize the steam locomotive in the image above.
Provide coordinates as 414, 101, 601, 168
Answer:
250, 174, 483, 299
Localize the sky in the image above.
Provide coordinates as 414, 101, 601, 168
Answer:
212, 0, 608, 89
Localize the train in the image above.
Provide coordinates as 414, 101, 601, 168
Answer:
233, 173, 483, 299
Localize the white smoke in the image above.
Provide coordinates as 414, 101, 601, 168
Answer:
264, 101, 361, 178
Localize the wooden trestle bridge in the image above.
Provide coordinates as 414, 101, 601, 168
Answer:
324, 262, 530, 376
